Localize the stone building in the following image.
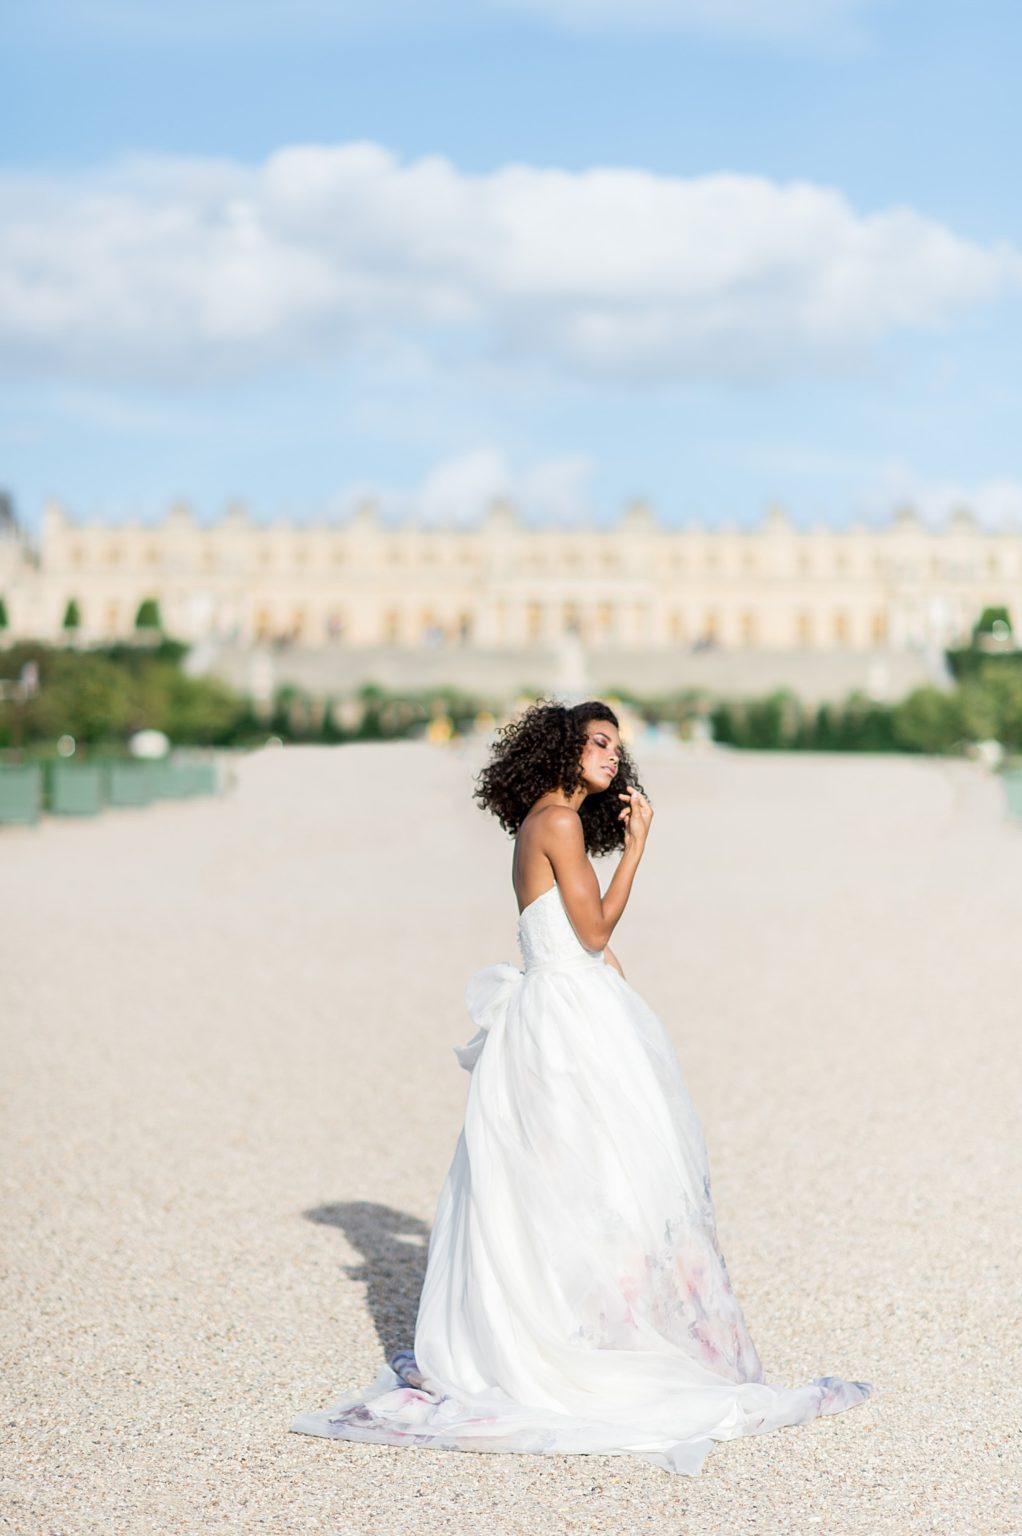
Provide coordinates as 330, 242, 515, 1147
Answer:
2, 496, 1019, 662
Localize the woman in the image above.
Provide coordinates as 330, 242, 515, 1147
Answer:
290, 699, 872, 1476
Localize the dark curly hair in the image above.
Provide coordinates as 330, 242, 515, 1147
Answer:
473, 697, 648, 857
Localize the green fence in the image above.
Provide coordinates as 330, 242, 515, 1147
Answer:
151, 760, 220, 798
0, 764, 43, 825
103, 757, 221, 808
49, 761, 104, 815
1003, 768, 1022, 820
1, 754, 222, 825
105, 761, 158, 807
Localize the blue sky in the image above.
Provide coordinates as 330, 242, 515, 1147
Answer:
3, 0, 1021, 534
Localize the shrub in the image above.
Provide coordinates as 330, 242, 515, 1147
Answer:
890, 686, 964, 754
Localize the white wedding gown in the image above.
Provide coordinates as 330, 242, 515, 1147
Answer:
290, 882, 871, 1475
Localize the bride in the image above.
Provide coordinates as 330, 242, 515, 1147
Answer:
290, 699, 872, 1476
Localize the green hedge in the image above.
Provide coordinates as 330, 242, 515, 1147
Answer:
5, 634, 1022, 758
0, 639, 247, 748
708, 683, 1020, 754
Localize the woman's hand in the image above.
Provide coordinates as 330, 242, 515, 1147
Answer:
618, 786, 653, 851
603, 946, 625, 978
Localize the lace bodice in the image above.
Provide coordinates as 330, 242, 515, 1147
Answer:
517, 883, 605, 970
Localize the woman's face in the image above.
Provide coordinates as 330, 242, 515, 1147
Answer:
578, 718, 623, 794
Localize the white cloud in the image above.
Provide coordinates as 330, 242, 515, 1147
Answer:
331, 447, 595, 526
857, 464, 1022, 532
1, 141, 1019, 391
517, 455, 594, 524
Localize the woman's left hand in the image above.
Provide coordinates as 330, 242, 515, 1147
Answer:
604, 946, 625, 978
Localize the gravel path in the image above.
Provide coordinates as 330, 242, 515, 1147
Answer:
2, 738, 1019, 1535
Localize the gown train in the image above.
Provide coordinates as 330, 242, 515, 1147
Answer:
290, 882, 871, 1476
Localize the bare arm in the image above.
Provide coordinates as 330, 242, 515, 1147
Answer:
541, 790, 652, 951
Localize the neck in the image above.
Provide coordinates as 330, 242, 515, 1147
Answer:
537, 785, 588, 812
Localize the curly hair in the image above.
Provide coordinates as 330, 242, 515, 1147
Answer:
473, 697, 648, 856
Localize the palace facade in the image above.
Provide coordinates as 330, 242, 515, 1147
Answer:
1, 495, 1020, 654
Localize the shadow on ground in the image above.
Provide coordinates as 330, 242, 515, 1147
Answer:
303, 1200, 431, 1357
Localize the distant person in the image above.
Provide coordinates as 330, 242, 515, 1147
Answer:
291, 700, 871, 1475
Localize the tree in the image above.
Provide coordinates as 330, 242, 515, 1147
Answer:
62, 598, 81, 629
135, 597, 162, 631
891, 686, 964, 754
972, 605, 1012, 642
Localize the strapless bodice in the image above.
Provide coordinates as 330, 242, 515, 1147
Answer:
517, 883, 605, 971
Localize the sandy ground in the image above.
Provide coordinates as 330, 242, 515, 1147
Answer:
2, 736, 1020, 1536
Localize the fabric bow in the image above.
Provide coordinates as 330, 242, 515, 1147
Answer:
453, 960, 523, 1072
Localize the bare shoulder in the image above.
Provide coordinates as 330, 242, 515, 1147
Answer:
532, 804, 584, 847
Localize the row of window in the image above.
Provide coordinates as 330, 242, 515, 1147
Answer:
83, 598, 886, 639
239, 604, 890, 646
67, 543, 1018, 580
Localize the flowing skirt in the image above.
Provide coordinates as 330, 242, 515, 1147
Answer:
290, 959, 872, 1475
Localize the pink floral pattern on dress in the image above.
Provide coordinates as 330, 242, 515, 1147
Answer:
290, 880, 871, 1474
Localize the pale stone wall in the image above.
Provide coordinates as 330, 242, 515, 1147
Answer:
1, 495, 1020, 655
